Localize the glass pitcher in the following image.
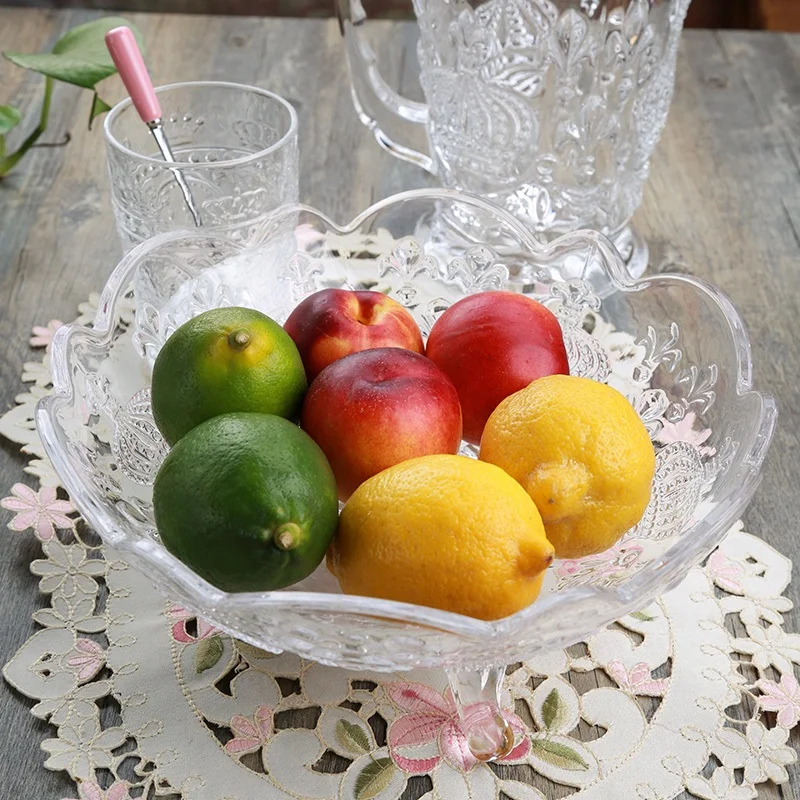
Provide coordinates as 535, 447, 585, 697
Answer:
336, 0, 692, 276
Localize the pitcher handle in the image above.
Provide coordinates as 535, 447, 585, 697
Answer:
336, 0, 436, 174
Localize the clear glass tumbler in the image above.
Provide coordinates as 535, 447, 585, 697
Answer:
104, 81, 299, 251
337, 0, 693, 276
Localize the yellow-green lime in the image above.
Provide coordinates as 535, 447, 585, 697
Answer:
151, 306, 307, 445
153, 412, 338, 593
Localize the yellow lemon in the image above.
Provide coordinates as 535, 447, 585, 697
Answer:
328, 454, 554, 620
480, 375, 655, 559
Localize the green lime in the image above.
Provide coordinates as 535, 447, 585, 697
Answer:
151, 306, 307, 445
153, 412, 339, 593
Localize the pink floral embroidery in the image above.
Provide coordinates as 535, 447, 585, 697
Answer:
166, 604, 219, 643
386, 681, 530, 773
66, 639, 106, 682
1, 483, 75, 541
606, 661, 668, 696
224, 706, 274, 755
756, 674, 800, 728
655, 411, 715, 456
556, 541, 645, 589
707, 550, 745, 594
31, 319, 64, 349
63, 780, 130, 800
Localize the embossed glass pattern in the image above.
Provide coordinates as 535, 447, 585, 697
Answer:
338, 0, 692, 273
104, 81, 299, 251
37, 191, 774, 758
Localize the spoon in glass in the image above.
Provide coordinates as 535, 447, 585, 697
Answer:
105, 26, 202, 227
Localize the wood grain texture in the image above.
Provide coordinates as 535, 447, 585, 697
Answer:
1, 10, 799, 798
756, 0, 800, 32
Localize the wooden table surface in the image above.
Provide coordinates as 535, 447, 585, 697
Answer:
1, 9, 799, 799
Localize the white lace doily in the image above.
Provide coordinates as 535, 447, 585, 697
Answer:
3, 297, 799, 800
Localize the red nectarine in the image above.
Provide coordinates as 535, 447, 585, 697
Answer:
284, 289, 424, 381
426, 291, 569, 444
300, 348, 462, 500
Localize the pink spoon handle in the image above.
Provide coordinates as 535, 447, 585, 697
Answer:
105, 26, 161, 124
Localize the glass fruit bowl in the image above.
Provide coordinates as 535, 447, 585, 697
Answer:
37, 190, 776, 761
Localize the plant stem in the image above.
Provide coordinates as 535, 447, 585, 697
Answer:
31, 132, 71, 149
0, 76, 53, 178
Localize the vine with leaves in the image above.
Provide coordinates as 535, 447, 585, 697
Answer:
1, 16, 142, 179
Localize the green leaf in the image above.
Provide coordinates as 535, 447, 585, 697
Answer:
235, 640, 275, 662
88, 92, 112, 128
354, 757, 395, 800
541, 688, 567, 731
336, 718, 371, 755
630, 610, 656, 622
195, 635, 224, 673
4, 52, 114, 89
52, 16, 144, 58
4, 17, 144, 90
531, 738, 589, 771
0, 105, 21, 136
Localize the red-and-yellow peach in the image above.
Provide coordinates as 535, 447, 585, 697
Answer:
300, 348, 463, 500
284, 289, 424, 381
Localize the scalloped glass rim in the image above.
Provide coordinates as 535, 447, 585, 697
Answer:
37, 189, 777, 654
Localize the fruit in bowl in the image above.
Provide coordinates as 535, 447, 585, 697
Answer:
330, 454, 554, 620
142, 291, 652, 606
151, 306, 306, 445
153, 413, 338, 592
37, 192, 775, 764
301, 348, 462, 500
284, 288, 424, 380
427, 291, 569, 444
481, 375, 656, 559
